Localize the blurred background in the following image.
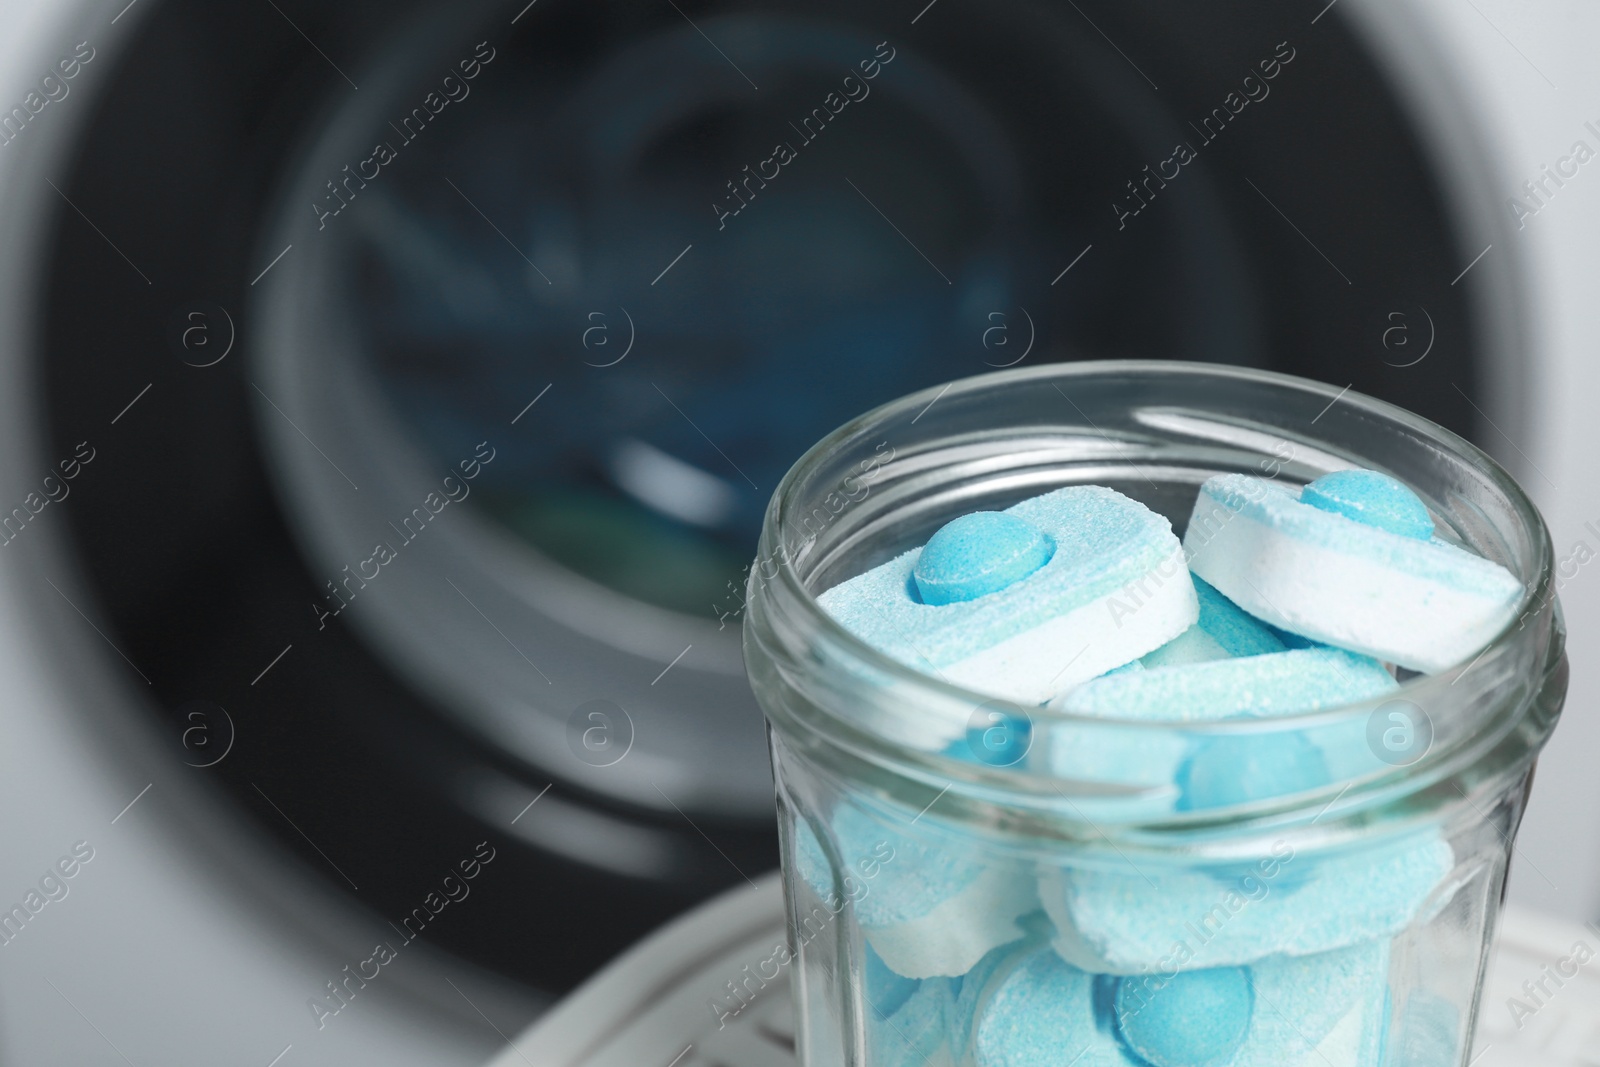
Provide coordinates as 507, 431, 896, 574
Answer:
0, 0, 1595, 1062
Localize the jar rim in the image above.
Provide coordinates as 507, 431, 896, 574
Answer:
746, 361, 1560, 822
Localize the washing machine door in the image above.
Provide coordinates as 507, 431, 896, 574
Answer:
20, 0, 1522, 1000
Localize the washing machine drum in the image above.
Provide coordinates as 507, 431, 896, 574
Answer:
41, 0, 1493, 993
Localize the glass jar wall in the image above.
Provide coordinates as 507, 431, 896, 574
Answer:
745, 363, 1565, 1067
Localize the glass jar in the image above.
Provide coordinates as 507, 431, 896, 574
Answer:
743, 363, 1565, 1067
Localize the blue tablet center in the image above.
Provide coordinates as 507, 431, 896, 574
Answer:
913, 511, 1054, 605
1301, 469, 1433, 540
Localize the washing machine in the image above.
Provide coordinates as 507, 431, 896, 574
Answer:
0, 0, 1594, 1063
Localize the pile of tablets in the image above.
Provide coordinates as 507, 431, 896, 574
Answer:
806, 469, 1521, 1066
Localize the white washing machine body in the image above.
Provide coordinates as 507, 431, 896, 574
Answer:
0, 1, 1594, 1065
0, 4, 542, 1065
